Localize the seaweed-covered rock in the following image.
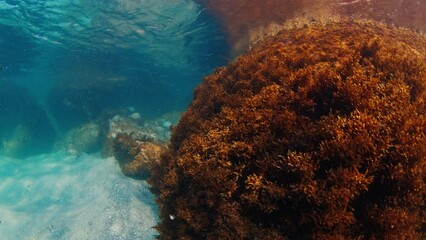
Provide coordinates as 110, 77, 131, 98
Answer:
198, 0, 426, 54
150, 22, 426, 239
113, 133, 165, 179
334, 0, 426, 30
196, 0, 304, 53
107, 114, 174, 178
102, 114, 171, 157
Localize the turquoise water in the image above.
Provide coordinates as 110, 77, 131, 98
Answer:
0, 153, 158, 239
0, 0, 227, 108
0, 0, 228, 239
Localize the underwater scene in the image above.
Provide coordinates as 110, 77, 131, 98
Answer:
0, 0, 425, 239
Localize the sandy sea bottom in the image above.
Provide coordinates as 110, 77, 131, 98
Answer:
0, 152, 158, 240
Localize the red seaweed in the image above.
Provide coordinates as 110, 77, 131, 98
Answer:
150, 21, 426, 239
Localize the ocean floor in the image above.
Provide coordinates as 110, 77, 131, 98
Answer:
0, 152, 158, 239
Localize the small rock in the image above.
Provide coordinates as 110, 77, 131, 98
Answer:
112, 134, 165, 179
129, 112, 141, 120
127, 106, 136, 112
55, 122, 102, 154
162, 120, 172, 129
112, 115, 121, 122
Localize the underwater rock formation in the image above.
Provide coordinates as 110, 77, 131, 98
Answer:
54, 122, 103, 155
334, 0, 426, 30
0, 80, 55, 158
196, 0, 305, 54
108, 114, 174, 178
102, 114, 171, 157
197, 0, 426, 54
53, 111, 173, 157
150, 21, 426, 239
113, 133, 165, 179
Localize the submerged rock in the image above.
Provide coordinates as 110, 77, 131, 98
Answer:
52, 111, 174, 158
196, 0, 304, 53
113, 133, 165, 179
129, 112, 141, 120
104, 113, 177, 178
150, 21, 426, 239
102, 114, 171, 157
1, 125, 31, 157
55, 122, 103, 155
0, 80, 55, 158
198, 0, 426, 54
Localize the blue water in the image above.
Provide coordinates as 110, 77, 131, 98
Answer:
0, 0, 228, 239
0, 0, 227, 106
0, 153, 158, 239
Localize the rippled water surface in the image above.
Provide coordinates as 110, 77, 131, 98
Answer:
0, 0, 227, 105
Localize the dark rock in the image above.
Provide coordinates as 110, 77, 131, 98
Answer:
0, 80, 55, 158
